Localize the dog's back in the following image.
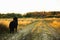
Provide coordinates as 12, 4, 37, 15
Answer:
9, 21, 15, 29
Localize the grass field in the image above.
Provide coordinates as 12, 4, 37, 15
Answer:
0, 18, 60, 40
0, 18, 60, 31
0, 18, 36, 29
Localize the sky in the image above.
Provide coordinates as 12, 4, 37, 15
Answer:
0, 0, 60, 14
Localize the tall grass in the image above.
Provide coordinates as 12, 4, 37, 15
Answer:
0, 24, 9, 34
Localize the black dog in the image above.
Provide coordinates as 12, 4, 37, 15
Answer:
9, 17, 18, 33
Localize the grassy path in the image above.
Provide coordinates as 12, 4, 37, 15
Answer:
40, 20, 60, 40
4, 20, 39, 40
16, 20, 60, 40
1, 19, 60, 40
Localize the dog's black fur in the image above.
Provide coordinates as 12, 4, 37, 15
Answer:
9, 17, 18, 33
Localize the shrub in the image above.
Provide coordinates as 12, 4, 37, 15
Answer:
0, 24, 9, 34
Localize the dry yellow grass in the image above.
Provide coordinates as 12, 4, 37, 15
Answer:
0, 20, 11, 28
43, 18, 60, 28
0, 18, 36, 30
18, 20, 31, 26
49, 20, 60, 28
32, 21, 43, 33
32, 18, 60, 33
0, 18, 60, 30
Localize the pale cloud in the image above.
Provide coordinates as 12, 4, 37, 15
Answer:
0, 0, 60, 14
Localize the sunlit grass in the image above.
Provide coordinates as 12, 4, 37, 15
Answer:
0, 18, 60, 40
0, 18, 60, 31
31, 18, 60, 34
49, 20, 60, 28
0, 18, 36, 30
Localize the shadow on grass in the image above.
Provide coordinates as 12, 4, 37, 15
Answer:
0, 24, 9, 34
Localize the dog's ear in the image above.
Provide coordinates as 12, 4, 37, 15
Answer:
13, 17, 18, 20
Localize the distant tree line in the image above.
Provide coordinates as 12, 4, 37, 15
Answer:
23, 11, 60, 18
0, 13, 23, 18
0, 11, 60, 18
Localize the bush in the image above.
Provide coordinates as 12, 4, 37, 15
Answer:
0, 24, 9, 34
